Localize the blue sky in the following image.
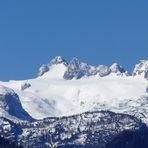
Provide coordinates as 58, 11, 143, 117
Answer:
0, 0, 148, 81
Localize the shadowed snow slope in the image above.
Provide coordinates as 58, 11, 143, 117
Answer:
0, 85, 32, 121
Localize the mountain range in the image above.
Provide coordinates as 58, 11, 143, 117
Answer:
0, 56, 148, 148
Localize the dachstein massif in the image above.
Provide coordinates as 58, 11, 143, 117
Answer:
0, 56, 148, 148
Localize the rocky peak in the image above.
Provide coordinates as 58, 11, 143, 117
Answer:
68, 57, 81, 70
37, 56, 136, 79
96, 65, 111, 77
63, 57, 84, 80
63, 57, 98, 79
49, 56, 68, 66
133, 60, 148, 79
38, 56, 68, 76
38, 64, 49, 76
110, 63, 126, 73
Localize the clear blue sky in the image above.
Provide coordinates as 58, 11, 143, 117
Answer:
0, 0, 148, 81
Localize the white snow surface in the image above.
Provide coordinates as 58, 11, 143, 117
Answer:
0, 62, 147, 121
0, 85, 14, 95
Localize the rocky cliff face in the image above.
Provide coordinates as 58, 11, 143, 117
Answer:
133, 60, 148, 79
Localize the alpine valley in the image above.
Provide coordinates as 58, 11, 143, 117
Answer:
0, 56, 148, 148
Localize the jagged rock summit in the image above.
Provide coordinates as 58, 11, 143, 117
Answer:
38, 56, 68, 76
49, 56, 68, 66
110, 63, 129, 76
63, 57, 96, 79
133, 60, 148, 79
38, 56, 134, 79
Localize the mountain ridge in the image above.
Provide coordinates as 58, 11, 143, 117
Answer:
0, 111, 147, 148
38, 56, 148, 80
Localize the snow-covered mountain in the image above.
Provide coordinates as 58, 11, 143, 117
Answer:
0, 57, 147, 120
0, 56, 148, 147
